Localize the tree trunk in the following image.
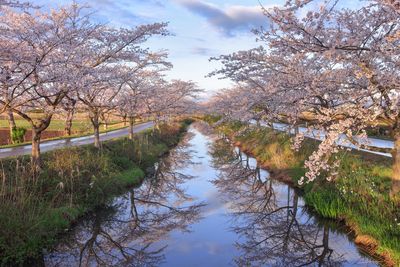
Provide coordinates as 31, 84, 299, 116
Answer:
391, 133, 400, 197
317, 226, 332, 264
94, 125, 100, 148
90, 114, 101, 149
155, 119, 161, 133
123, 115, 127, 126
7, 108, 16, 144
31, 129, 41, 171
64, 109, 74, 136
129, 117, 134, 140
27, 114, 52, 173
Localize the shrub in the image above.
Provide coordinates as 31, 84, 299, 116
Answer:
11, 127, 26, 144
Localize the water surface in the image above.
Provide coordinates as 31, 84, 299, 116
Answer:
45, 122, 379, 266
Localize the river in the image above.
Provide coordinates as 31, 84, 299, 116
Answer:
44, 122, 379, 266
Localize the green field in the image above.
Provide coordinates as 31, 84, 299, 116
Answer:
0, 117, 133, 148
0, 119, 121, 132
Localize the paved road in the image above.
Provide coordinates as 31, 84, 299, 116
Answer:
0, 121, 154, 159
252, 121, 393, 158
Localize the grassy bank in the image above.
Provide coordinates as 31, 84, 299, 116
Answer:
205, 117, 400, 266
0, 119, 193, 265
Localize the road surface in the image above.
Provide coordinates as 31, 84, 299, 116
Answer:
0, 121, 154, 159
256, 121, 392, 158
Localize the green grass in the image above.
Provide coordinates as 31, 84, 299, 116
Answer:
0, 119, 92, 131
0, 119, 191, 265
212, 121, 400, 265
0, 118, 124, 136
115, 168, 145, 186
199, 114, 222, 124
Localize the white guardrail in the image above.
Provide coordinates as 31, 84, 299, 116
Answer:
250, 120, 393, 158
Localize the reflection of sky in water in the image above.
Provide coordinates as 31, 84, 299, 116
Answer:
231, 145, 377, 266
158, 126, 378, 267
158, 128, 240, 266
45, 123, 380, 267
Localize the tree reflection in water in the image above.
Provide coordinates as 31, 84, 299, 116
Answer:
211, 138, 347, 267
45, 133, 204, 267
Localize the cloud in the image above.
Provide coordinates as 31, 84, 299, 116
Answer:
191, 47, 217, 56
32, 0, 165, 26
90, 0, 165, 25
151, 0, 166, 8
176, 0, 269, 36
134, 0, 166, 8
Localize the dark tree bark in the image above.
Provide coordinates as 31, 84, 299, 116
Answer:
129, 117, 134, 140
63, 99, 76, 136
64, 109, 75, 136
123, 114, 127, 126
90, 112, 101, 148
31, 129, 41, 169
30, 116, 52, 172
6, 108, 16, 143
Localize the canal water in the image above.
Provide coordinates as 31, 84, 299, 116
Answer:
44, 122, 379, 266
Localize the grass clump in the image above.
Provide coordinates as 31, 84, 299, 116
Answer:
199, 114, 222, 124
0, 120, 191, 265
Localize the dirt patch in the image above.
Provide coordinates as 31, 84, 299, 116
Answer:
0, 129, 75, 145
354, 235, 395, 267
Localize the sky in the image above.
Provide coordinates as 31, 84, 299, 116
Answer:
28, 0, 286, 96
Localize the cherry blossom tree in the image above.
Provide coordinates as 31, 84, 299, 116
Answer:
77, 67, 123, 148
76, 46, 170, 148
0, 7, 45, 141
211, 0, 400, 196
206, 85, 267, 126
0, 3, 170, 167
117, 71, 160, 139
0, 4, 100, 168
144, 79, 201, 129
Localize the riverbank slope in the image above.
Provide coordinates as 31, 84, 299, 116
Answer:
0, 119, 193, 265
204, 117, 399, 266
